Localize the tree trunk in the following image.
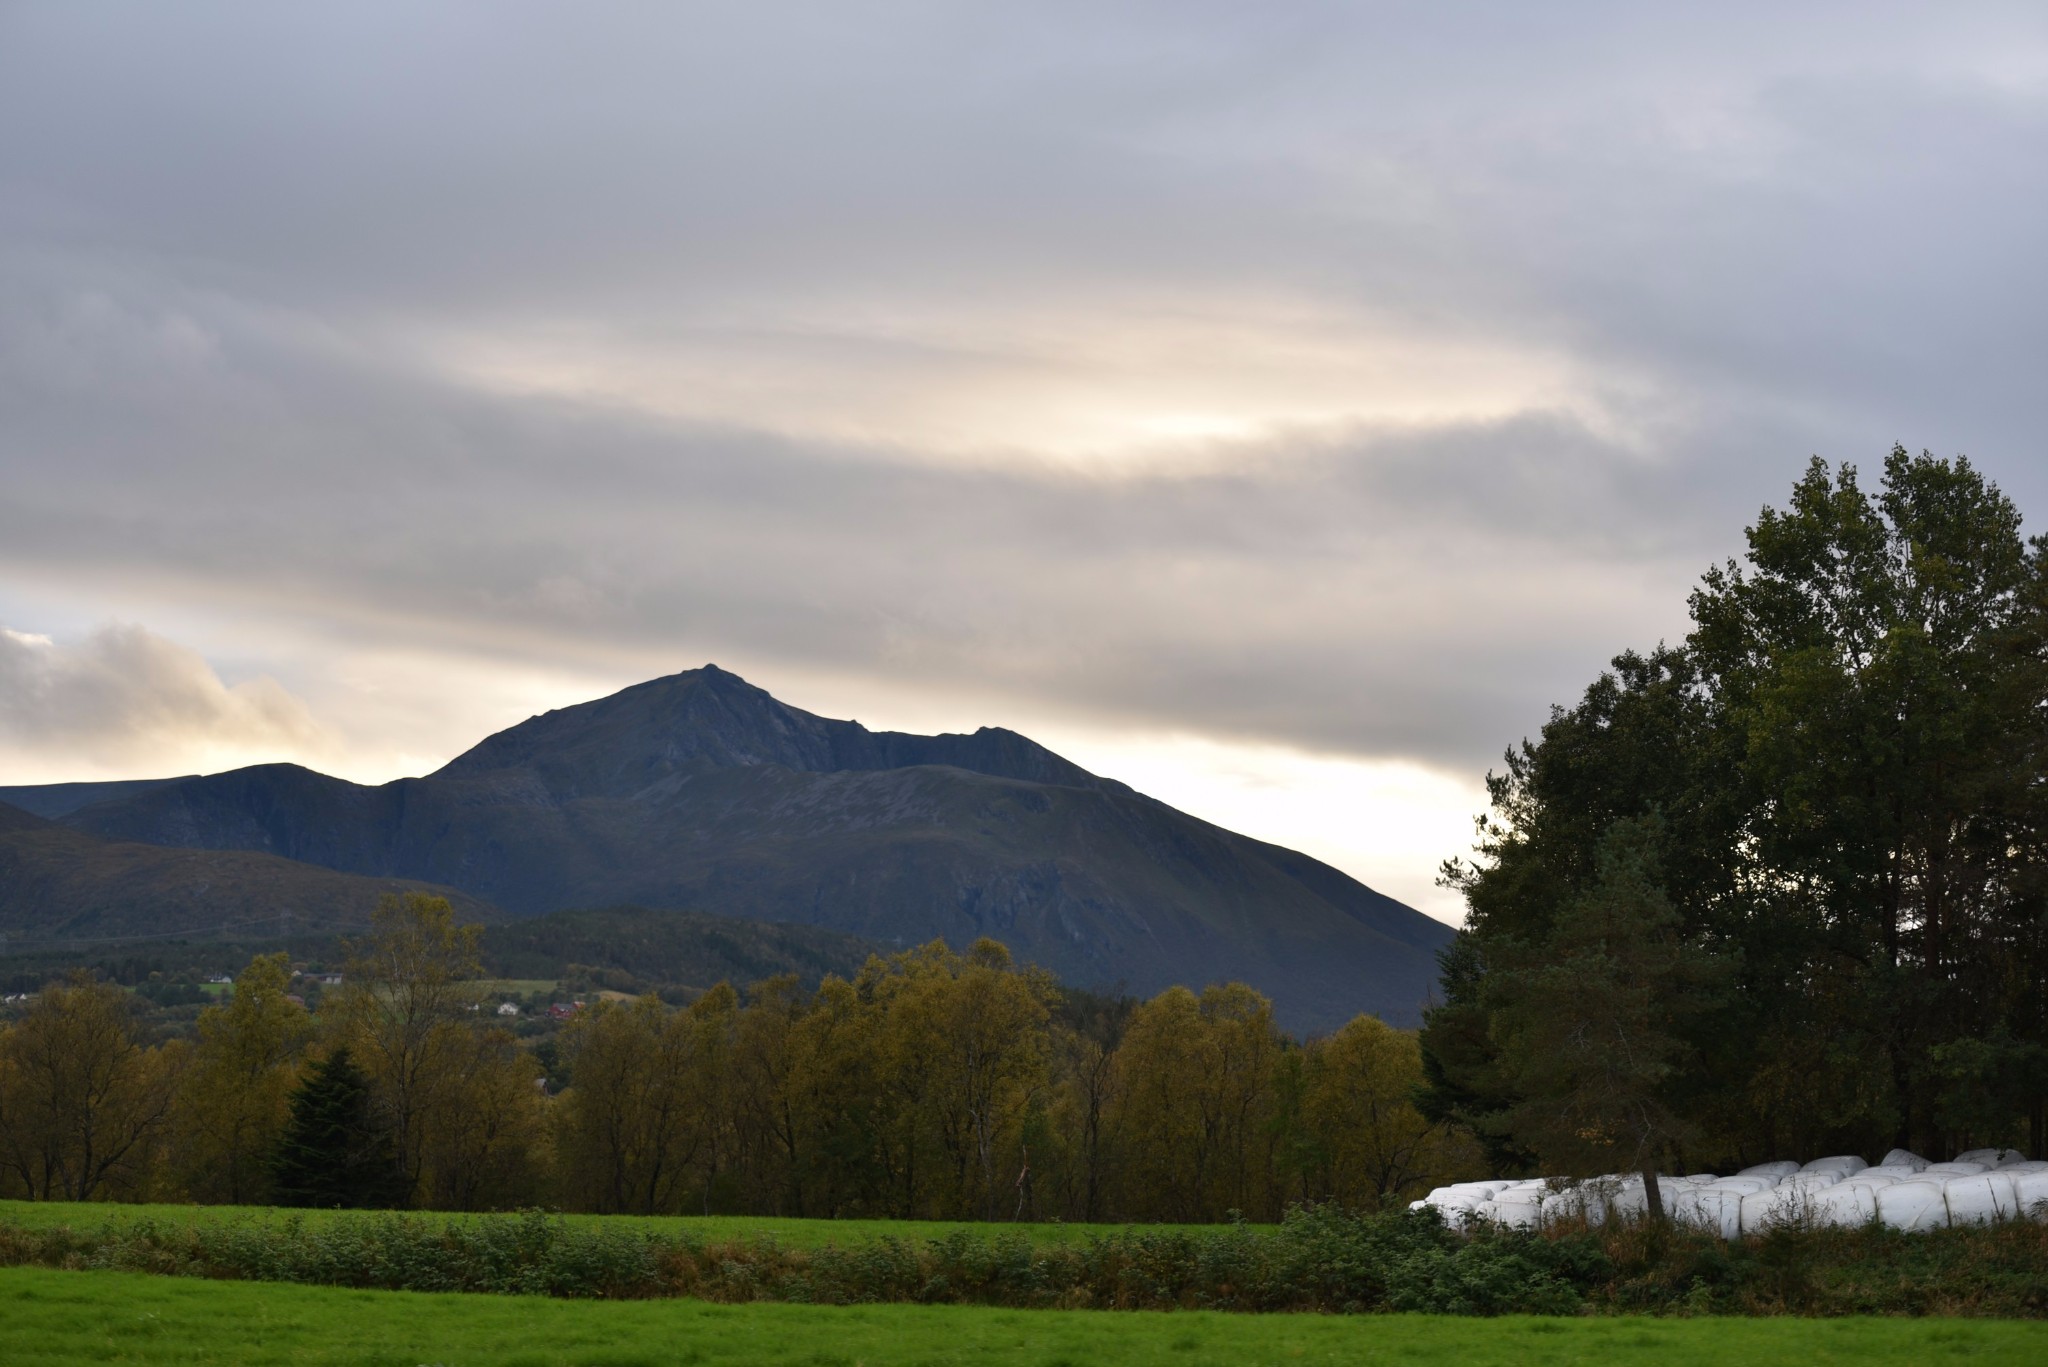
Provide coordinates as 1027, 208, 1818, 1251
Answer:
1640, 1165, 1665, 1222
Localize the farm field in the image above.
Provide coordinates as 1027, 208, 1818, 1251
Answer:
5, 1267, 2043, 1367
474, 978, 562, 997
0, 1200, 1231, 1249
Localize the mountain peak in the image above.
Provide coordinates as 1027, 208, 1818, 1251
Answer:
36, 665, 1451, 1028
431, 666, 1099, 797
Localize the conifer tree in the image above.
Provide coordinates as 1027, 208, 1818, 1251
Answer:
1483, 818, 1724, 1218
271, 1048, 405, 1208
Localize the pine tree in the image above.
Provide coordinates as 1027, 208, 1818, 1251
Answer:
270, 1047, 406, 1208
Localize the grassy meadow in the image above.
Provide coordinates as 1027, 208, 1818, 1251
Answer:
7, 1266, 2046, 1367
0, 1200, 1216, 1249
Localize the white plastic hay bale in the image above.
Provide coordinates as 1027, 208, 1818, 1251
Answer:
1811, 1182, 1884, 1227
1668, 1181, 1737, 1227
1602, 1181, 1648, 1220
1876, 1180, 1950, 1232
1487, 1199, 1544, 1229
1686, 1186, 1748, 1239
1942, 1175, 2018, 1226
1663, 1186, 1707, 1224
1435, 1155, 2048, 1235
1475, 1179, 1553, 1224
1741, 1170, 1842, 1230
1558, 1176, 1630, 1226
1435, 1181, 1509, 1205
1800, 1155, 1869, 1177
1585, 1174, 1692, 1222
1740, 1184, 1813, 1232
2014, 1173, 2048, 1218
1486, 1187, 1558, 1229
1541, 1184, 1594, 1224
1419, 1182, 1515, 1223
1419, 1183, 1503, 1218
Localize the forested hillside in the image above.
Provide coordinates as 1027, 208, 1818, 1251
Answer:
0, 894, 1476, 1219
0, 799, 493, 944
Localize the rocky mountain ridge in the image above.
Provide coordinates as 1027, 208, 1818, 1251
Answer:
21, 666, 1452, 1029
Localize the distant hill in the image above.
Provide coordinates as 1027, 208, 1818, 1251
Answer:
34, 667, 1453, 1029
0, 776, 197, 820
0, 799, 492, 947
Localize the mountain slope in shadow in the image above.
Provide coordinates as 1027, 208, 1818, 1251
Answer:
0, 799, 492, 946
46, 666, 1452, 1029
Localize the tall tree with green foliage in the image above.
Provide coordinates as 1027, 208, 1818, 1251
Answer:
1423, 448, 2048, 1167
1688, 449, 2048, 1155
271, 1048, 406, 1209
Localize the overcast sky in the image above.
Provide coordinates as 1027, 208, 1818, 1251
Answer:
3, 3, 2044, 920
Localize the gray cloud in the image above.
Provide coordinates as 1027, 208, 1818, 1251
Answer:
1, 1, 2043, 781
0, 623, 327, 769
0, 280, 1786, 767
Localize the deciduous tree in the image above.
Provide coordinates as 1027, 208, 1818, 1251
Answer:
330, 892, 484, 1202
169, 952, 312, 1203
0, 976, 179, 1201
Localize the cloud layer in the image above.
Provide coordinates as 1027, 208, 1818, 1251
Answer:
2, 3, 2044, 907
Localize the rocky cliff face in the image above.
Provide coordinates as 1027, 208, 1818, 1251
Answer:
46, 667, 1452, 1029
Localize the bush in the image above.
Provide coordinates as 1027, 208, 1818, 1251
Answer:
1, 1205, 2043, 1316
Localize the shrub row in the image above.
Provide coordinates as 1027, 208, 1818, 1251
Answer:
2, 1204, 2043, 1316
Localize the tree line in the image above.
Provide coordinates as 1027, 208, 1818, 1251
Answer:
0, 893, 1478, 1218
1421, 448, 2048, 1210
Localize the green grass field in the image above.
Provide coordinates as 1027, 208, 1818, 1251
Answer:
4, 1266, 2042, 1366
475, 978, 561, 997
0, 1200, 1222, 1249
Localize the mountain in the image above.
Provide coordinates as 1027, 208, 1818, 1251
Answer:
0, 799, 492, 947
0, 776, 197, 821
39, 667, 1453, 1029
